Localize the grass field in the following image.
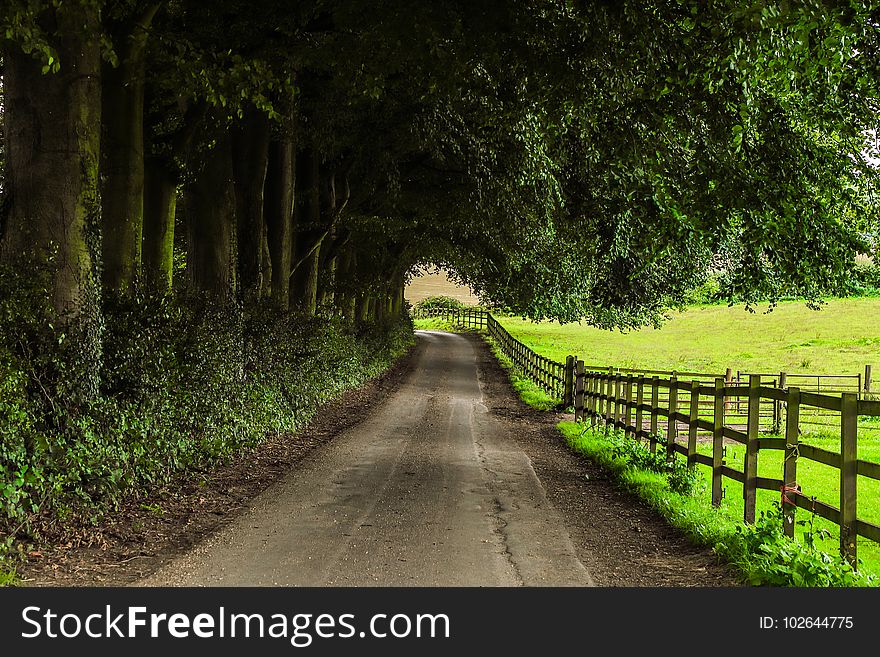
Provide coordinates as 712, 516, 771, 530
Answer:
405, 269, 480, 306
491, 298, 880, 580
496, 298, 880, 377
693, 436, 880, 579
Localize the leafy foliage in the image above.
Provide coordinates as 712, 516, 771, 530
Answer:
599, 427, 700, 496
414, 295, 466, 312
715, 505, 875, 587
0, 269, 413, 537
6, 1, 880, 326
845, 259, 880, 297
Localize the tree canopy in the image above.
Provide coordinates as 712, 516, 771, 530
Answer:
1, 0, 879, 328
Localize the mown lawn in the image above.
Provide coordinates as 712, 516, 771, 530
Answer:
496, 298, 880, 377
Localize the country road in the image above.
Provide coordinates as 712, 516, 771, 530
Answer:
138, 331, 737, 587
140, 331, 592, 586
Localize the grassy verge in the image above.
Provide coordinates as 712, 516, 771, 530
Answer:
559, 422, 877, 586
483, 336, 559, 411
412, 317, 466, 332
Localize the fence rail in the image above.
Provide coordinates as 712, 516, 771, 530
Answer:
414, 308, 880, 566
411, 306, 487, 329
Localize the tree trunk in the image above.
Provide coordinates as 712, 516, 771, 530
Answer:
264, 139, 294, 310
185, 130, 237, 298
142, 156, 177, 292
374, 293, 387, 323
295, 250, 321, 315
231, 108, 270, 301
291, 148, 322, 314
355, 293, 370, 322
100, 7, 160, 294
1, 7, 102, 328
261, 224, 272, 298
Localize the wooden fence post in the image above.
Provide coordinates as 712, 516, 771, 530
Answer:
724, 367, 733, 415
609, 372, 620, 428
667, 376, 678, 461
687, 380, 700, 468
774, 371, 787, 434
563, 356, 575, 407
616, 375, 624, 428
607, 373, 616, 428
574, 360, 585, 423
712, 377, 725, 507
588, 372, 597, 427
650, 376, 659, 453
783, 387, 800, 538
865, 364, 872, 396
624, 375, 634, 437
744, 374, 761, 524
840, 392, 858, 565
635, 376, 645, 443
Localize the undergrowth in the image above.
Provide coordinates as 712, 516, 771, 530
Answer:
0, 270, 414, 576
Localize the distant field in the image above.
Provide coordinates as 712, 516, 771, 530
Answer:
405, 269, 479, 306
493, 299, 880, 578
496, 298, 880, 378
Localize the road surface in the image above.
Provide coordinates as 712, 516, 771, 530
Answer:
140, 331, 595, 586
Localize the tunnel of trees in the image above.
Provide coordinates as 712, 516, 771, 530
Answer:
0, 1, 878, 541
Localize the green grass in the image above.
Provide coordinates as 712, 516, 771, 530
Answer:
497, 298, 880, 376
687, 434, 880, 578
495, 298, 880, 575
559, 422, 877, 586
412, 317, 465, 332
484, 337, 559, 411
0, 568, 18, 587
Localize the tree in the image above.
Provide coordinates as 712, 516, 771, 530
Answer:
1, 1, 104, 388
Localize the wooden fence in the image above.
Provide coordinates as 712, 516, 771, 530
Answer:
414, 308, 880, 566
411, 306, 487, 329
571, 367, 880, 566
485, 314, 569, 400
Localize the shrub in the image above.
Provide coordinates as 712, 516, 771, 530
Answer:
0, 269, 414, 542
715, 505, 874, 587
604, 427, 700, 496
414, 295, 466, 312
845, 259, 880, 297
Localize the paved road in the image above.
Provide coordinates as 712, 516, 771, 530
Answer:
140, 331, 594, 586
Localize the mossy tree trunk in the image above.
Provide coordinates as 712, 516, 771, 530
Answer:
100, 5, 161, 295
355, 293, 371, 322
317, 228, 337, 308
291, 148, 323, 314
231, 107, 270, 301
260, 223, 272, 299
1, 6, 103, 327
264, 138, 295, 310
334, 245, 354, 317
142, 156, 177, 292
